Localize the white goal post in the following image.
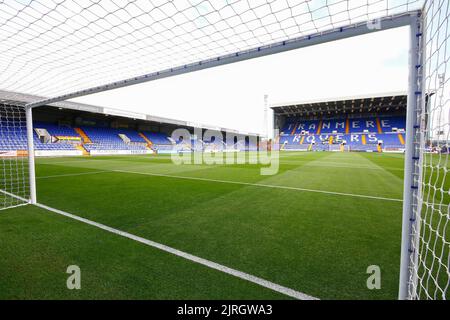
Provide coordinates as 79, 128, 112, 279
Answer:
0, 0, 447, 300
0, 104, 31, 210
399, 0, 450, 300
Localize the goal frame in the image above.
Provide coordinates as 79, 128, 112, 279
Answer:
21, 11, 424, 300
398, 14, 425, 300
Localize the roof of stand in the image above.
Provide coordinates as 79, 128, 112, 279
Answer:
0, 89, 259, 136
271, 92, 408, 116
0, 0, 423, 107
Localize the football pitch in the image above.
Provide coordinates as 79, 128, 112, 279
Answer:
0, 151, 407, 300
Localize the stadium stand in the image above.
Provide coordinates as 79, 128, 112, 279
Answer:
273, 94, 408, 153
117, 129, 147, 143
80, 127, 147, 152
142, 132, 172, 145
139, 131, 175, 153
281, 116, 405, 134
0, 120, 181, 155
1, 120, 78, 151
1, 110, 403, 155
279, 115, 406, 152
35, 122, 80, 138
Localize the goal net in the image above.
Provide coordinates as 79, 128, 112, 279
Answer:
407, 0, 450, 300
0, 104, 30, 210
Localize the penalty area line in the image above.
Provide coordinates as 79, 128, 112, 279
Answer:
34, 202, 318, 300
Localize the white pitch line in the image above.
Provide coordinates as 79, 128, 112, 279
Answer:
113, 169, 403, 203
285, 161, 404, 171
35, 202, 317, 300
34, 168, 402, 202
37, 171, 109, 179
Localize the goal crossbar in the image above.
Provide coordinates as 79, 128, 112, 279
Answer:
25, 11, 419, 109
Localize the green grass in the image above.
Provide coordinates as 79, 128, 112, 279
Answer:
0, 151, 409, 299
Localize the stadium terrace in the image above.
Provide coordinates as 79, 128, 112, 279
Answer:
273, 93, 408, 153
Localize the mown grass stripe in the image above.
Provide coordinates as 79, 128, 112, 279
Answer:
37, 171, 109, 179
35, 202, 318, 300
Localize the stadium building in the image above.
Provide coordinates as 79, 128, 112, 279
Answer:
0, 91, 260, 157
273, 93, 407, 153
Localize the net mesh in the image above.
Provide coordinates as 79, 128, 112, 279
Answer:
0, 104, 30, 210
0, 0, 423, 99
409, 0, 450, 300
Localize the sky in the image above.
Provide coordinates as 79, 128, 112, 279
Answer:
71, 26, 410, 135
